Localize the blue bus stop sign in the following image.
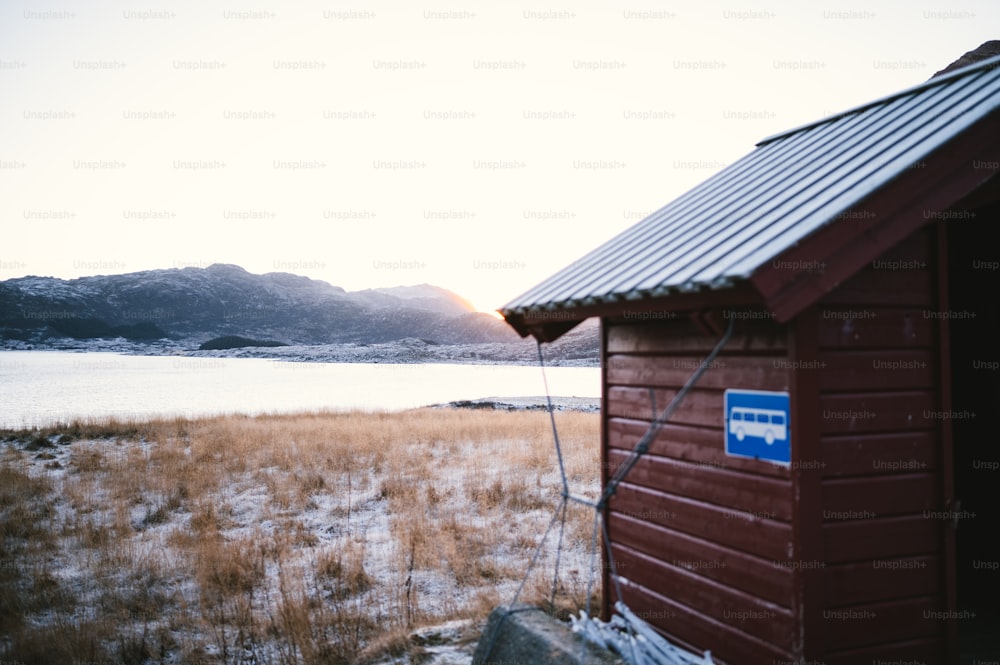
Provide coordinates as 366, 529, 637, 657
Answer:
724, 389, 791, 465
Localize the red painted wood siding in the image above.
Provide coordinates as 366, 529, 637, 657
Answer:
603, 316, 797, 665
814, 227, 948, 662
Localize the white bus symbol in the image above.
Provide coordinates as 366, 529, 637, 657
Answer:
729, 407, 787, 445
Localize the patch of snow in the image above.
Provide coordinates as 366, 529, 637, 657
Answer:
2, 425, 601, 662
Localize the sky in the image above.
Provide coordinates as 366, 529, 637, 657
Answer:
1, 0, 997, 314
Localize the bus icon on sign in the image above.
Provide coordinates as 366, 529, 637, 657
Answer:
729, 407, 787, 445
724, 389, 791, 465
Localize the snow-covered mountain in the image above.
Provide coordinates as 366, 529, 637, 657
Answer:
0, 264, 518, 347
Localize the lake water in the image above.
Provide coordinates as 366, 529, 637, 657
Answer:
0, 351, 601, 429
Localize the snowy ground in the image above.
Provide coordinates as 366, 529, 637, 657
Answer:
1, 407, 601, 664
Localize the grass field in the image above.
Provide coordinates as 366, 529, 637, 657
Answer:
0, 408, 601, 664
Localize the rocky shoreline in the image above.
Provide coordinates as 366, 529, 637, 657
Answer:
2, 335, 600, 367
433, 396, 601, 413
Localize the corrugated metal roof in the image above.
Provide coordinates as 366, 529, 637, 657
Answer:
501, 54, 1000, 320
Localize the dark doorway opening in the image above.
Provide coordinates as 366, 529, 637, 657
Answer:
947, 193, 1000, 664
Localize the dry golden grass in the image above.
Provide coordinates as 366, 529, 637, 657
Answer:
0, 408, 600, 664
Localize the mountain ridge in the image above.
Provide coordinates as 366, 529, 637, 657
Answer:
0, 264, 600, 365
0, 263, 514, 346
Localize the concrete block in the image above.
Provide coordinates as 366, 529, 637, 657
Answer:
473, 604, 625, 665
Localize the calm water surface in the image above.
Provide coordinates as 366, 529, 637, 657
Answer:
0, 351, 600, 428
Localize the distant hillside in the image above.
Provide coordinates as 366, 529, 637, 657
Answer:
352, 284, 476, 317
0, 264, 523, 347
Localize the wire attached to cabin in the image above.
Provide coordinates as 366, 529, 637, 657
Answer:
598, 316, 735, 511
478, 316, 734, 664
539, 342, 571, 502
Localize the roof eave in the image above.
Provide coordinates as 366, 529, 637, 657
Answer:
500, 280, 764, 342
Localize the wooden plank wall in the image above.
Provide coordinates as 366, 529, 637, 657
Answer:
603, 314, 798, 665
813, 226, 947, 663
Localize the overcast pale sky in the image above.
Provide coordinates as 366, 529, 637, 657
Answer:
1, 0, 996, 312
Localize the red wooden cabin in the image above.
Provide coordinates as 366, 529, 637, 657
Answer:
500, 52, 1000, 664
